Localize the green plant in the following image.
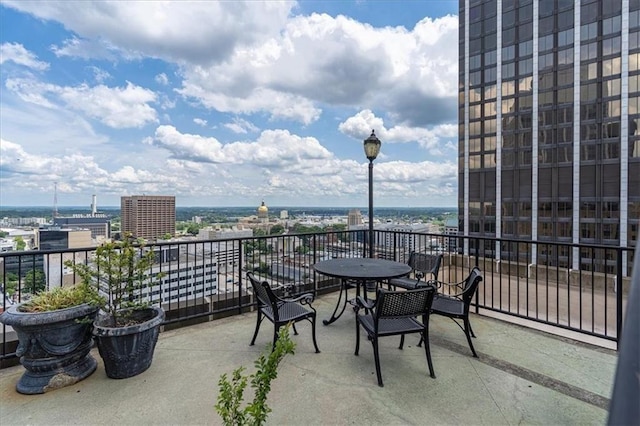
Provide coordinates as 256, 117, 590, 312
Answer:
19, 281, 104, 313
65, 233, 162, 327
215, 324, 296, 426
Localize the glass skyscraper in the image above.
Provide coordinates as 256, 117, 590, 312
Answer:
458, 0, 639, 274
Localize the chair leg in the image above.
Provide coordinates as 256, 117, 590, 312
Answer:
421, 329, 436, 379
372, 337, 384, 387
468, 320, 476, 338
355, 318, 361, 355
399, 334, 405, 350
250, 311, 263, 346
464, 318, 478, 357
292, 323, 299, 335
311, 316, 320, 353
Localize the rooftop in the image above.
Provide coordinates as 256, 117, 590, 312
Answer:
0, 292, 616, 425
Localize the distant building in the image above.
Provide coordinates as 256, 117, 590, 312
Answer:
348, 209, 363, 226
121, 195, 176, 240
257, 200, 268, 223
37, 228, 92, 288
53, 216, 111, 240
198, 227, 253, 240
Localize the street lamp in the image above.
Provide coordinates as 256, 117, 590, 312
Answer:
364, 130, 381, 258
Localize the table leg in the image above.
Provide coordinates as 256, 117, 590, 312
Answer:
323, 279, 350, 325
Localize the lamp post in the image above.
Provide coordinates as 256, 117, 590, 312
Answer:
363, 130, 381, 258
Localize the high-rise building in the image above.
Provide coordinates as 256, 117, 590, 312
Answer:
347, 209, 364, 226
121, 195, 176, 240
459, 0, 639, 274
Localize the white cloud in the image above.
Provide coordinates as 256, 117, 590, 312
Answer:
155, 73, 169, 85
87, 66, 111, 83
51, 37, 120, 61
223, 117, 259, 134
193, 118, 207, 127
5, 78, 158, 128
0, 42, 49, 71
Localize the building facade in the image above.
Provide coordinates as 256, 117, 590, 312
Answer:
121, 195, 176, 240
459, 0, 639, 274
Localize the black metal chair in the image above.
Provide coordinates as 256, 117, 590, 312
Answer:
423, 266, 483, 357
354, 285, 437, 387
388, 252, 443, 290
247, 272, 320, 353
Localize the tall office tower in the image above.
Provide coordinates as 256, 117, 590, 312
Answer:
121, 195, 176, 240
459, 0, 639, 274
348, 209, 364, 226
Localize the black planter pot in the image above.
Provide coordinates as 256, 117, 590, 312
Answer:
93, 306, 164, 379
0, 303, 99, 394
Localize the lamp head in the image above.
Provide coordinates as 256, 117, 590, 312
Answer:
363, 130, 381, 161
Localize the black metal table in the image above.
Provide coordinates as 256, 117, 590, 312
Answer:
313, 258, 412, 325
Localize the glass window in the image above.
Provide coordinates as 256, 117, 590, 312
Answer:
539, 34, 554, 51
581, 62, 598, 81
558, 28, 574, 47
558, 87, 573, 103
503, 9, 515, 27
558, 9, 574, 30
503, 62, 516, 78
502, 81, 516, 96
581, 22, 598, 41
503, 28, 516, 46
603, 57, 621, 77
539, 15, 554, 35
556, 48, 573, 66
605, 78, 621, 97
518, 22, 533, 40
484, 50, 497, 66
519, 39, 533, 56
470, 54, 482, 70
580, 42, 598, 61
518, 58, 533, 75
603, 16, 622, 35
503, 45, 515, 61
630, 74, 640, 93
603, 36, 621, 56
631, 53, 640, 72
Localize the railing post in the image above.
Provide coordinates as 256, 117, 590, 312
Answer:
616, 247, 624, 350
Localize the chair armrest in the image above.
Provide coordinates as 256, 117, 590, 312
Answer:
283, 292, 315, 305
354, 295, 375, 311
428, 279, 465, 297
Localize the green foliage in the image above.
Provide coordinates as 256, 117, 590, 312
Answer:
14, 236, 26, 251
215, 325, 296, 426
269, 224, 284, 235
0, 231, 8, 238
3, 272, 19, 296
65, 233, 163, 327
253, 228, 266, 237
23, 269, 46, 294
20, 277, 104, 313
186, 223, 200, 235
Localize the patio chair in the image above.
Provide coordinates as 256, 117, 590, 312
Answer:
354, 285, 437, 387
388, 252, 443, 290
422, 266, 483, 357
247, 272, 320, 353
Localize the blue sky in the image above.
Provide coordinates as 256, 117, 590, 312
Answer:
0, 1, 459, 208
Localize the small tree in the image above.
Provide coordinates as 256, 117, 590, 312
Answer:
216, 325, 295, 426
14, 236, 26, 251
66, 233, 160, 327
23, 269, 46, 294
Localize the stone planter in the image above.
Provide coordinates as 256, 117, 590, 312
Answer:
93, 306, 164, 379
0, 303, 99, 394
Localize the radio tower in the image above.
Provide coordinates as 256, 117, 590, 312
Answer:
53, 181, 59, 219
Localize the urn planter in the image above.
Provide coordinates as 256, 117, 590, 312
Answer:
0, 303, 99, 394
93, 306, 164, 379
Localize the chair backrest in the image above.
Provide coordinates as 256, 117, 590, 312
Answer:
247, 272, 279, 317
375, 286, 436, 321
408, 252, 442, 281
461, 266, 483, 310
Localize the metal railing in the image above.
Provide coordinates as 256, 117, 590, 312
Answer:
1, 229, 632, 364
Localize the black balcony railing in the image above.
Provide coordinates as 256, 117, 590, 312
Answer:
0, 230, 632, 365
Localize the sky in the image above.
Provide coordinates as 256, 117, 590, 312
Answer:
0, 0, 460, 209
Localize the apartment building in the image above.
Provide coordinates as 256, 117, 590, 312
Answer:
121, 195, 176, 240
459, 0, 639, 273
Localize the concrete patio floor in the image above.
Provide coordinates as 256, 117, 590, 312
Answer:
0, 292, 617, 425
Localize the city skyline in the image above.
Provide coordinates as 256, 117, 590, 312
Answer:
0, 1, 460, 208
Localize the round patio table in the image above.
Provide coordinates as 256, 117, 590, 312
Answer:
313, 258, 412, 325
